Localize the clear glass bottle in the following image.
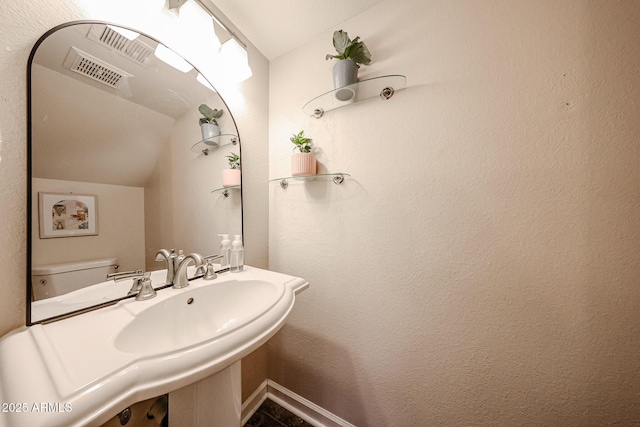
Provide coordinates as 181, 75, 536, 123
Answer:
229, 234, 244, 273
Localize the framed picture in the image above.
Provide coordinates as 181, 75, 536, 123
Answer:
38, 192, 98, 238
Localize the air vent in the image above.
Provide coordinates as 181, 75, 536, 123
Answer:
86, 25, 153, 67
63, 47, 132, 89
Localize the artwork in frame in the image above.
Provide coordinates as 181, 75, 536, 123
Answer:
38, 192, 98, 239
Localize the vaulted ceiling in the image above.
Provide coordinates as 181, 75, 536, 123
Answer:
208, 0, 385, 60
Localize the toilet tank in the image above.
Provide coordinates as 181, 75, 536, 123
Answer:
31, 258, 118, 301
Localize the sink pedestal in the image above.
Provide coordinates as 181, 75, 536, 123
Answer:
169, 361, 241, 427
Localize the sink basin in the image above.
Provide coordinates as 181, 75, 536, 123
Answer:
116, 279, 282, 354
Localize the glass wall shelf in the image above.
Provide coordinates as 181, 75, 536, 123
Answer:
269, 173, 351, 189
191, 134, 238, 155
211, 185, 240, 197
302, 75, 406, 118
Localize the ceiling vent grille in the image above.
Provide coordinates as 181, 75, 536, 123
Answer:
87, 25, 153, 67
63, 47, 132, 89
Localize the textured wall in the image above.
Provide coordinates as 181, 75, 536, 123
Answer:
0, 0, 82, 334
268, 0, 640, 425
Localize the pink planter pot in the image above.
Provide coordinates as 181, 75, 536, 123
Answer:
222, 169, 241, 187
291, 153, 317, 176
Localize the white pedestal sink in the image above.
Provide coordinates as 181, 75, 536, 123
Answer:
0, 266, 308, 427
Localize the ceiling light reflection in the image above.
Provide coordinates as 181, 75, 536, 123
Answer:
154, 44, 193, 72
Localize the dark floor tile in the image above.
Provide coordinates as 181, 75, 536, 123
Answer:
244, 399, 314, 427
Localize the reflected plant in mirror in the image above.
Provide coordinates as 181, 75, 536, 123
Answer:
198, 103, 224, 144
28, 21, 242, 324
226, 152, 240, 169
222, 152, 241, 188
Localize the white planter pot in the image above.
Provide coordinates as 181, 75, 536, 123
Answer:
201, 123, 220, 146
222, 169, 241, 187
332, 59, 358, 101
291, 153, 317, 176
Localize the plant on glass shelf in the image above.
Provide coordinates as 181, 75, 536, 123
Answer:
290, 131, 316, 176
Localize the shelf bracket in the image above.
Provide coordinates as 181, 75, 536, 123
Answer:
380, 87, 395, 100
221, 189, 230, 197
313, 108, 324, 119
231, 137, 238, 145
271, 173, 349, 188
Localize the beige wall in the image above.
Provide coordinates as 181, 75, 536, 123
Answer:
31, 64, 175, 188
268, 0, 640, 425
32, 178, 145, 272
143, 95, 243, 269
169, 98, 243, 255
144, 135, 174, 269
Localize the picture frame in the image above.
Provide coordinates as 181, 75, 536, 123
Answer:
38, 192, 98, 238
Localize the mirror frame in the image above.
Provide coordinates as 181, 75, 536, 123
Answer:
26, 20, 244, 325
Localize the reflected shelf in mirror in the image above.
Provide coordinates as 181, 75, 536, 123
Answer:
302, 75, 406, 118
211, 185, 241, 197
191, 134, 238, 155
269, 172, 350, 189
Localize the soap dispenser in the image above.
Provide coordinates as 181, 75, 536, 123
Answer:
218, 234, 231, 269
229, 234, 244, 273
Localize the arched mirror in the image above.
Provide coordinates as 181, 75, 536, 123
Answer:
28, 21, 242, 324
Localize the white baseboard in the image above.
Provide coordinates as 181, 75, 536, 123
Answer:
241, 380, 356, 427
241, 379, 268, 425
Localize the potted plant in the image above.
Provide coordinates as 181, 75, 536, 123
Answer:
325, 29, 371, 101
199, 104, 224, 145
290, 131, 316, 176
222, 152, 241, 187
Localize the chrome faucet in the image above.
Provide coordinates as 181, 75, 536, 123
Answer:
155, 249, 177, 286
173, 253, 205, 289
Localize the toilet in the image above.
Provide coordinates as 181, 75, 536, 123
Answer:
31, 258, 118, 301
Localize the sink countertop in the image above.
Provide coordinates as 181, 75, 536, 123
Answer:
0, 266, 308, 427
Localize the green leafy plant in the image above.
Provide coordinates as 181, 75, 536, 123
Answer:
226, 152, 240, 169
198, 104, 224, 126
325, 30, 371, 66
290, 131, 313, 153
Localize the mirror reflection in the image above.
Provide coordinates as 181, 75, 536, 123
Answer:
29, 22, 242, 323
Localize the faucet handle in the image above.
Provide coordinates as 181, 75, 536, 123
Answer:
107, 269, 144, 282
196, 254, 222, 276
134, 272, 156, 301
107, 270, 156, 301
203, 255, 224, 280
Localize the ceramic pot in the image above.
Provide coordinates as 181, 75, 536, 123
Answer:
291, 153, 317, 176
201, 123, 220, 146
222, 169, 241, 187
332, 59, 358, 101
